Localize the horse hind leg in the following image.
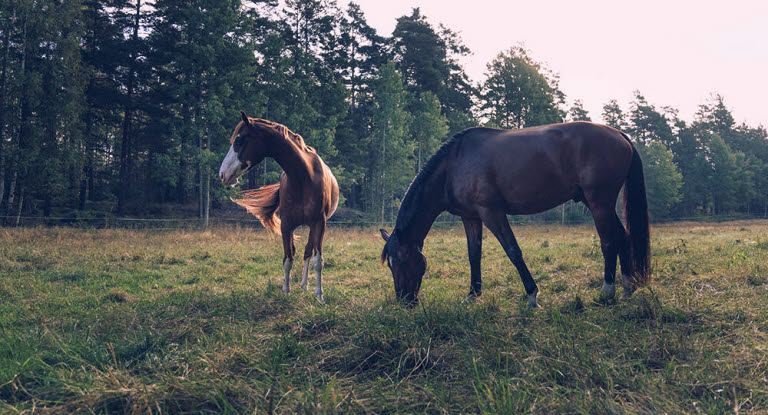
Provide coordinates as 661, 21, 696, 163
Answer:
588, 199, 624, 302
615, 215, 635, 298
308, 220, 327, 303
301, 238, 313, 291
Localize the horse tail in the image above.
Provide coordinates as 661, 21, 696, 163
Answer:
232, 183, 281, 235
621, 132, 651, 287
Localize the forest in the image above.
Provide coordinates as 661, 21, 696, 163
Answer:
0, 0, 766, 226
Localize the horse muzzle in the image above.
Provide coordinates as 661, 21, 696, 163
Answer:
219, 170, 240, 187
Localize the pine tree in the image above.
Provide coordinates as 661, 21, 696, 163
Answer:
150, 0, 255, 226
332, 2, 388, 209
369, 61, 412, 223
636, 142, 682, 217
479, 45, 564, 129
602, 99, 627, 130
628, 91, 675, 146
410, 91, 448, 173
568, 99, 591, 122
392, 8, 474, 133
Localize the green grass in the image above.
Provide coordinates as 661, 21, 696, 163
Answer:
1, 221, 767, 413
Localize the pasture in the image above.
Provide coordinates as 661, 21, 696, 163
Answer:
1, 221, 767, 413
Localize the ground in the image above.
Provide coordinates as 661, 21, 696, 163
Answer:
1, 221, 767, 414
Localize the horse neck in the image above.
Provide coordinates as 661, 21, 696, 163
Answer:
396, 164, 448, 246
270, 138, 313, 182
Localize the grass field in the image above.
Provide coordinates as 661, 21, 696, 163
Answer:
1, 221, 767, 414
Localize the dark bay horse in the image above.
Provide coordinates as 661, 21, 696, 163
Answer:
219, 112, 339, 302
380, 122, 650, 307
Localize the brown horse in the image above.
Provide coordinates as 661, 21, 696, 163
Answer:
219, 112, 339, 302
380, 122, 650, 307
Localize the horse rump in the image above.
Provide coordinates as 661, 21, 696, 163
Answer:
232, 183, 281, 234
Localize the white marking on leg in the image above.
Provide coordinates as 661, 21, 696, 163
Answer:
463, 292, 479, 304
601, 281, 616, 300
621, 274, 636, 298
282, 257, 293, 293
301, 257, 310, 291
527, 292, 540, 308
313, 254, 324, 303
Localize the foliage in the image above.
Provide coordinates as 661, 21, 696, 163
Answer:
368, 61, 412, 223
568, 99, 591, 122
636, 141, 682, 217
0, 1, 765, 223
480, 45, 565, 129
410, 91, 448, 173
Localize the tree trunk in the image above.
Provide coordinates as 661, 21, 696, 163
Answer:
198, 132, 203, 221
79, 172, 87, 210
3, 169, 15, 219
0, 8, 13, 210
380, 130, 386, 225
5, 15, 27, 224
196, 103, 204, 224
199, 116, 210, 229
561, 202, 565, 225
178, 122, 186, 204
13, 182, 22, 227
417, 141, 422, 173
203, 161, 210, 229
117, 0, 141, 214
79, 96, 94, 210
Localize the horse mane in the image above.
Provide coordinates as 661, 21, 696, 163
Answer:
381, 128, 475, 263
231, 118, 316, 154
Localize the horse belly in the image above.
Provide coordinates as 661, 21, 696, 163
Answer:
499, 176, 577, 214
493, 151, 578, 215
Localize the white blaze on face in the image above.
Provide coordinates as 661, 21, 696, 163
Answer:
219, 145, 245, 187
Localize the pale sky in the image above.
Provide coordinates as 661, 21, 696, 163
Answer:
353, 0, 768, 127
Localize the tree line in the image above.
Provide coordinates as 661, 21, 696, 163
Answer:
0, 0, 766, 226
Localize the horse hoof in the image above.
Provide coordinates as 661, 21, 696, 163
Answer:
527, 293, 541, 308
315, 290, 324, 304
621, 275, 636, 299
282, 286, 290, 294
463, 292, 480, 304
600, 282, 616, 302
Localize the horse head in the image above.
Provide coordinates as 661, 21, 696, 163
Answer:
380, 228, 426, 306
219, 111, 280, 186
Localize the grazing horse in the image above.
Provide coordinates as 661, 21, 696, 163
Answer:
219, 112, 339, 303
380, 122, 650, 307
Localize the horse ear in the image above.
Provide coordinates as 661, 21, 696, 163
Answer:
240, 110, 250, 125
379, 229, 390, 241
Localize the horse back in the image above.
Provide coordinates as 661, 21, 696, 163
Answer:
447, 122, 633, 215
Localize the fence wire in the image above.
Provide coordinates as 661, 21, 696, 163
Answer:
1, 213, 766, 231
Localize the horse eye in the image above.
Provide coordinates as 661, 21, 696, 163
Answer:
233, 136, 244, 152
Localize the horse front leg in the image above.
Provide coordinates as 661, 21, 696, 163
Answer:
462, 217, 483, 302
301, 238, 314, 291
480, 209, 540, 308
308, 219, 326, 303
281, 225, 296, 294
